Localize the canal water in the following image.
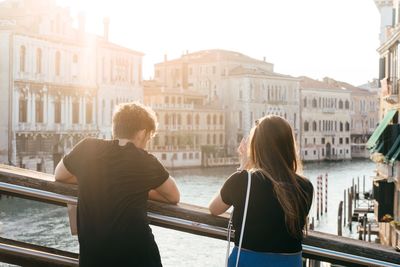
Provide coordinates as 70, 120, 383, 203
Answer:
0, 159, 376, 267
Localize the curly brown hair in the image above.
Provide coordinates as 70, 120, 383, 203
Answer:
112, 102, 157, 139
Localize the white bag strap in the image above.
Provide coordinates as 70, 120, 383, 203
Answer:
235, 171, 252, 267
225, 210, 234, 267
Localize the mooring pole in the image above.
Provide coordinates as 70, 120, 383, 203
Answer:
338, 201, 343, 236
316, 176, 320, 221
325, 173, 328, 213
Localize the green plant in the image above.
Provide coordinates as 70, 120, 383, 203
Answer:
382, 214, 394, 222
390, 220, 400, 230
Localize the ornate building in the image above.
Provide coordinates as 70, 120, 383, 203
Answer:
299, 77, 352, 161
143, 80, 226, 168
0, 0, 143, 171
347, 80, 379, 158
154, 49, 300, 155
368, 0, 400, 248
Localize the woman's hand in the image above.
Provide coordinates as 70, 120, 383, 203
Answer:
237, 136, 249, 170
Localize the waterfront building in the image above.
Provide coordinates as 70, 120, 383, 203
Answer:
299, 77, 352, 161
0, 0, 143, 171
143, 80, 226, 168
367, 0, 400, 248
325, 78, 380, 159
154, 49, 300, 155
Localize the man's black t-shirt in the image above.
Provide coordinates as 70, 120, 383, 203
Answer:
221, 170, 313, 253
63, 138, 169, 267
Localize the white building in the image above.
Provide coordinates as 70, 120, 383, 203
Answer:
299, 77, 352, 161
154, 49, 300, 155
0, 0, 143, 171
144, 80, 226, 168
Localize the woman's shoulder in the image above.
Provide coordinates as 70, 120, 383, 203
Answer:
228, 169, 248, 181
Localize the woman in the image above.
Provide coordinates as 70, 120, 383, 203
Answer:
209, 115, 313, 267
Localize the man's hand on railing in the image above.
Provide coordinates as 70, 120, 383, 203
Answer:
54, 160, 77, 184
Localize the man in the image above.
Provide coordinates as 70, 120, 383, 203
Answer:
55, 102, 180, 266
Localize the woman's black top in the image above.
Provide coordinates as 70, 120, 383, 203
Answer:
220, 170, 313, 253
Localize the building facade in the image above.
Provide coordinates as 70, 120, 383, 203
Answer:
143, 80, 226, 168
370, 0, 400, 249
0, 0, 143, 171
299, 77, 352, 161
220, 66, 300, 155
154, 49, 300, 156
348, 83, 380, 158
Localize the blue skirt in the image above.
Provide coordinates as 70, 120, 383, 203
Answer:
228, 247, 302, 267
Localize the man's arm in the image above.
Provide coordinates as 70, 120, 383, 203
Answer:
54, 160, 78, 184
148, 176, 180, 204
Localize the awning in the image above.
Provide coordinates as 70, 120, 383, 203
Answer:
371, 140, 384, 153
390, 142, 400, 163
386, 134, 400, 160
366, 109, 398, 150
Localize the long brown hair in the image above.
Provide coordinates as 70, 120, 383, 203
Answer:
248, 115, 311, 239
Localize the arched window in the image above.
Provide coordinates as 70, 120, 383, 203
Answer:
195, 114, 200, 125
72, 54, 78, 77
171, 96, 176, 105
20, 46, 26, 72
55, 51, 61, 76
339, 100, 343, 109
345, 100, 350, 109
219, 134, 223, 144
304, 121, 309, 132
207, 114, 211, 125
54, 96, 61, 124
345, 122, 350, 132
303, 98, 307, 108
165, 114, 169, 125
165, 96, 169, 104
207, 134, 211, 144
312, 98, 317, 108
213, 114, 217, 125
35, 94, 43, 123
177, 114, 181, 125
19, 92, 27, 122
36, 48, 42, 74
86, 100, 93, 124
172, 114, 176, 125
187, 114, 192, 125
213, 134, 216, 145
340, 122, 343, 132
312, 121, 317, 131
219, 114, 223, 125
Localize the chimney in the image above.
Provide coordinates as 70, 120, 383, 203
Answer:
263, 56, 266, 62
164, 54, 168, 62
103, 17, 110, 41
78, 12, 86, 39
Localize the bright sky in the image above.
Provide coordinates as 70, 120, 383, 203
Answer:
57, 0, 381, 86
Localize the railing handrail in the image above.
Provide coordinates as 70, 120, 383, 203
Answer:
0, 164, 400, 267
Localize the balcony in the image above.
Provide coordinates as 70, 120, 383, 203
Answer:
149, 103, 194, 110
322, 108, 335, 114
381, 77, 399, 104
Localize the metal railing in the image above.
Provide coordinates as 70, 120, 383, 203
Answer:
0, 167, 400, 266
